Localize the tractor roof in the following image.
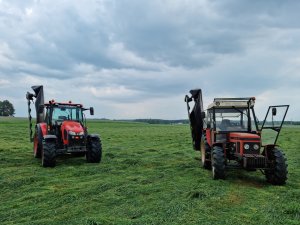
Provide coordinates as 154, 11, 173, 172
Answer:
44, 100, 83, 108
207, 97, 255, 109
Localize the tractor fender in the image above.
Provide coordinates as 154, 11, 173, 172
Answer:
204, 129, 212, 146
87, 134, 100, 140
43, 135, 57, 143
262, 144, 278, 159
37, 123, 47, 137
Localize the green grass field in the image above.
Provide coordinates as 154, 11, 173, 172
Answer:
0, 118, 299, 225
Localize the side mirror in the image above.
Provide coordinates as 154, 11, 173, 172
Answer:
90, 107, 94, 116
38, 105, 44, 113
272, 108, 277, 116
201, 111, 206, 118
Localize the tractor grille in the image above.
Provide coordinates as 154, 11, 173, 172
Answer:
243, 154, 266, 169
68, 135, 85, 147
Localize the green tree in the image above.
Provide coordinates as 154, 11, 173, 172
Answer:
0, 100, 15, 116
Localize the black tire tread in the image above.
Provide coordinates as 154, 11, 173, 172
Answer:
201, 135, 211, 169
42, 141, 56, 167
86, 137, 102, 163
212, 146, 225, 179
34, 126, 43, 158
265, 148, 288, 185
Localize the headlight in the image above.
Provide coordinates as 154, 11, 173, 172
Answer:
69, 131, 76, 135
244, 144, 250, 150
253, 144, 260, 150
78, 131, 84, 135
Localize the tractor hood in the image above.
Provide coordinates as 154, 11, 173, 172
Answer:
229, 132, 260, 141
61, 121, 84, 133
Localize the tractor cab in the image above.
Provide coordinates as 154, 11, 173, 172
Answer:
203, 97, 258, 142
43, 101, 92, 150
204, 98, 260, 157
48, 104, 84, 125
211, 108, 255, 132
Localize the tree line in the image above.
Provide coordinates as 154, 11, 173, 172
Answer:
133, 119, 189, 124
0, 100, 15, 116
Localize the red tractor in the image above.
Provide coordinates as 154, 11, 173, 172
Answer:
26, 85, 102, 167
185, 89, 289, 185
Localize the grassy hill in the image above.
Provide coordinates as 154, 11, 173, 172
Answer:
0, 118, 299, 224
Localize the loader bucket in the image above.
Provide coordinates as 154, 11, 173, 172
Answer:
185, 89, 204, 150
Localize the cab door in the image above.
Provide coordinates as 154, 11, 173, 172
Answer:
260, 105, 289, 146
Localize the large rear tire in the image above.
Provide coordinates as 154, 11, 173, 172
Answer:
211, 146, 225, 180
86, 136, 102, 163
201, 135, 211, 169
33, 126, 43, 158
42, 140, 56, 167
265, 148, 288, 185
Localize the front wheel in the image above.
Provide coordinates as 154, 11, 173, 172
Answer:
265, 148, 288, 185
211, 146, 225, 180
42, 140, 56, 167
86, 136, 102, 163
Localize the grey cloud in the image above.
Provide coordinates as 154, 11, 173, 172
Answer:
0, 0, 300, 119
1, 0, 298, 73
108, 0, 263, 68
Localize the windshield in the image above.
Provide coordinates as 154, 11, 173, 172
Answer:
52, 106, 83, 123
214, 108, 250, 131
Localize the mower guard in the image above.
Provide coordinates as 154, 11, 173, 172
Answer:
26, 85, 45, 123
185, 89, 204, 150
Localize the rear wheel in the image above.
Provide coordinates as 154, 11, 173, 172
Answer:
86, 136, 102, 163
42, 140, 56, 167
201, 136, 211, 169
265, 148, 287, 185
211, 146, 225, 179
33, 126, 43, 158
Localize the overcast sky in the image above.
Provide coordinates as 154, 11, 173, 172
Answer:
0, 0, 299, 120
